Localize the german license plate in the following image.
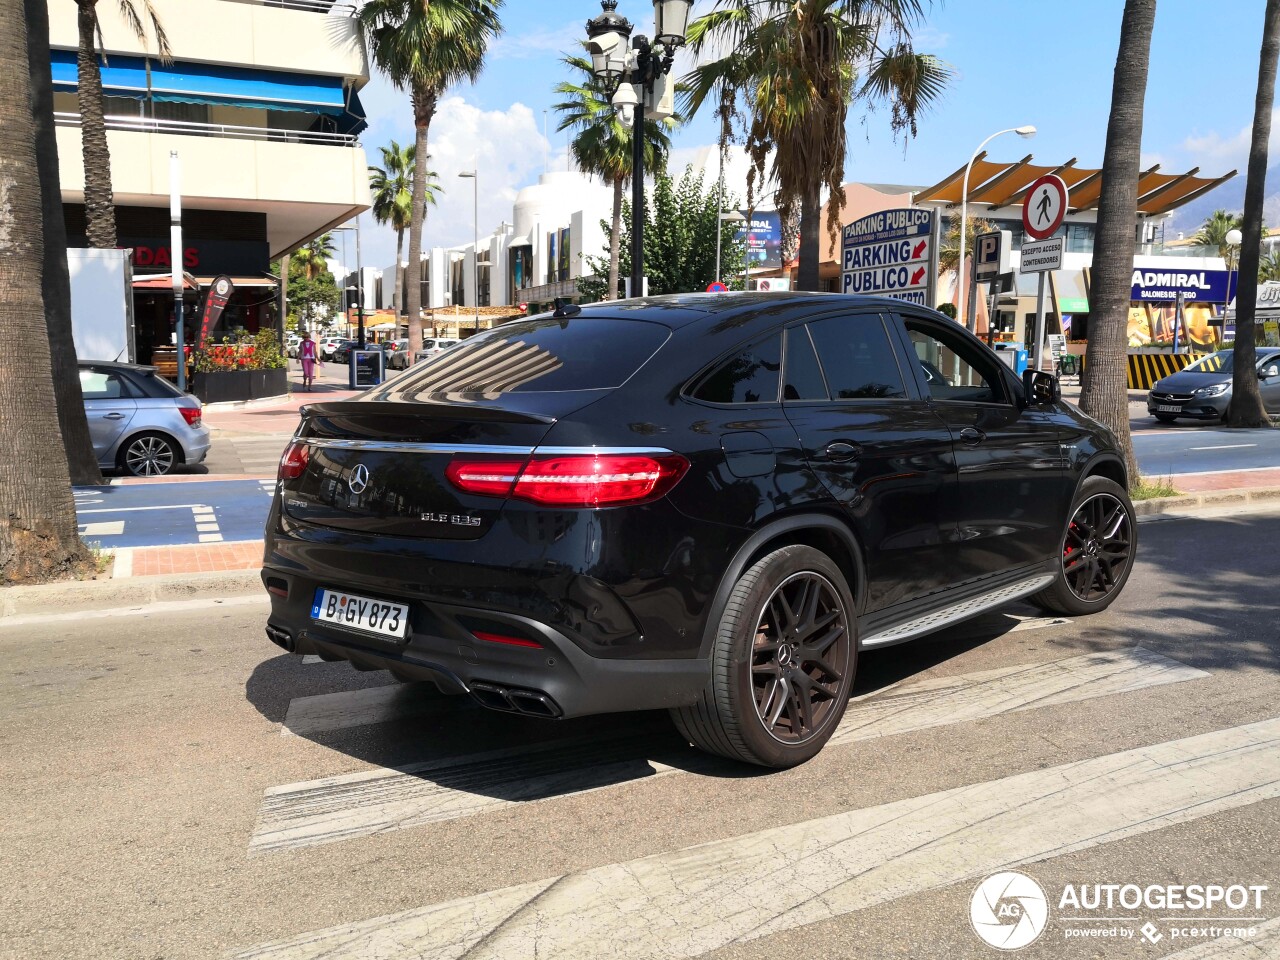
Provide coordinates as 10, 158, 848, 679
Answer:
311, 588, 409, 640
1157, 404, 1181, 413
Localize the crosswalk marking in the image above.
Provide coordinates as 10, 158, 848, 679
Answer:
281, 683, 464, 737
250, 647, 1206, 854
1157, 917, 1280, 958
229, 716, 1280, 960
79, 521, 125, 536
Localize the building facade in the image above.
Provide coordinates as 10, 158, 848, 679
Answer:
49, 0, 372, 363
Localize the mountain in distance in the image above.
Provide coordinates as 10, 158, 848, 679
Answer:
1168, 160, 1280, 238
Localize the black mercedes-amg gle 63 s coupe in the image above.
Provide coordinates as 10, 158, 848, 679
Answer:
262, 293, 1135, 768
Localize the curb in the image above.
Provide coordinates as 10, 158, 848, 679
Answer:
0, 569, 263, 620
202, 393, 293, 412
1134, 485, 1280, 517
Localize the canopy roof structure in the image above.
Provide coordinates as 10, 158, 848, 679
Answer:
913, 154, 1236, 216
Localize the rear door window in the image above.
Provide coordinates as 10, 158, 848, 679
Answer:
805, 313, 907, 400
783, 327, 828, 401
79, 368, 135, 400
380, 317, 670, 400
691, 334, 782, 405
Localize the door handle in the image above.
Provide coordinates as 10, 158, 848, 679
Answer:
824, 441, 861, 463
103, 412, 126, 420
959, 427, 985, 445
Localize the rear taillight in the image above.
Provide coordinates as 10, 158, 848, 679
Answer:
279, 441, 310, 481
447, 453, 688, 507
179, 405, 202, 427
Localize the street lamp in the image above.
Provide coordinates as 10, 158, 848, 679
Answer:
957, 125, 1036, 331
459, 170, 479, 336
718, 210, 746, 288
586, 0, 692, 297
1225, 227, 1243, 332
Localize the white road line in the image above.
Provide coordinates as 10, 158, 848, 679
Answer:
199, 534, 226, 543
229, 716, 1280, 960
77, 503, 210, 514
0, 594, 268, 628
301, 655, 322, 665
249, 647, 1206, 854
281, 683, 464, 737
79, 521, 125, 536
1156, 917, 1280, 958
1187, 443, 1258, 451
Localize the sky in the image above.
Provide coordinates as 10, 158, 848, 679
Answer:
345, 0, 1273, 272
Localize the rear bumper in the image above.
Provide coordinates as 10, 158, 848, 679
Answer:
261, 567, 709, 718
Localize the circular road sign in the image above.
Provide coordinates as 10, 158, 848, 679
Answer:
706, 281, 728, 293
518, 302, 528, 313
1023, 174, 1068, 241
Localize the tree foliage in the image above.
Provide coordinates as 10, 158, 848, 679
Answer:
580, 167, 746, 300
285, 256, 340, 331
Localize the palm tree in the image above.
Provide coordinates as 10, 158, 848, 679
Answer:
1193, 209, 1244, 257
369, 140, 439, 319
27, 0, 102, 485
357, 0, 503, 360
685, 0, 950, 292
554, 53, 677, 300
1227, 0, 1280, 428
75, 0, 170, 248
292, 234, 336, 282
1259, 248, 1280, 283
1078, 0, 1157, 485
1, 0, 93, 581
939, 216, 996, 276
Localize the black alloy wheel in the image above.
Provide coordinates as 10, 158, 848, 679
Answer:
750, 572, 850, 743
1061, 492, 1133, 603
671, 545, 857, 768
1030, 476, 1137, 617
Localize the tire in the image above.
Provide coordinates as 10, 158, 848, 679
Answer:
1029, 476, 1137, 617
670, 545, 857, 768
1154, 413, 1176, 423
119, 432, 179, 477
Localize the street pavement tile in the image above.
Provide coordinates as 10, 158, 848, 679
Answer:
247, 647, 1206, 854
130, 541, 263, 577
228, 717, 1280, 959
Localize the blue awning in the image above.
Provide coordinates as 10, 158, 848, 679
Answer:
49, 49, 347, 115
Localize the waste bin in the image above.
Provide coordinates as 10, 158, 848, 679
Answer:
349, 348, 385, 389
993, 342, 1028, 375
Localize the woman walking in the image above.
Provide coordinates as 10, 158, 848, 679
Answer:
299, 331, 321, 391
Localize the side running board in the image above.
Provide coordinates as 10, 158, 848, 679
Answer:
860, 574, 1056, 649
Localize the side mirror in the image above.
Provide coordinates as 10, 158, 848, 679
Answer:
1260, 365, 1279, 380
1022, 369, 1061, 406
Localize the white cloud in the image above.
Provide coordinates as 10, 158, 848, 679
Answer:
489, 20, 583, 61
1178, 110, 1280, 173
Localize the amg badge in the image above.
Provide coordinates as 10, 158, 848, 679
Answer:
420, 512, 482, 527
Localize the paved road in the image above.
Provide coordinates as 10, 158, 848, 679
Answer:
3, 506, 1278, 959
1133, 426, 1280, 477
73, 478, 275, 548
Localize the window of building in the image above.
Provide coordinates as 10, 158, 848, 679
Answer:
691, 335, 782, 404
805, 314, 907, 400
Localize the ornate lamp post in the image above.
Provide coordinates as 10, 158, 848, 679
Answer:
586, 0, 692, 298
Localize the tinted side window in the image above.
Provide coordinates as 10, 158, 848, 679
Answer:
692, 334, 782, 404
784, 327, 828, 401
806, 314, 907, 399
903, 320, 1002, 404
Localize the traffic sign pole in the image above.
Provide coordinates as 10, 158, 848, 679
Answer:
1033, 275, 1048, 373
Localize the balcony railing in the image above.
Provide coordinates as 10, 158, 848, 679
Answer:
222, 0, 356, 13
55, 112, 359, 147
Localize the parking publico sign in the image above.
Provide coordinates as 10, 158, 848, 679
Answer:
842, 208, 935, 306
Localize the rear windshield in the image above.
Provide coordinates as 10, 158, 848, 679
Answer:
128, 369, 187, 399
377, 317, 670, 400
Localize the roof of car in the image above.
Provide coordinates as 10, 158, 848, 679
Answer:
78, 360, 158, 373
566, 292, 922, 329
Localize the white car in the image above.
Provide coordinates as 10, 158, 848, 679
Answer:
413, 337, 461, 364
319, 337, 344, 359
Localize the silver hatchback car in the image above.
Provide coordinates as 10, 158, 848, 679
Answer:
79, 361, 212, 476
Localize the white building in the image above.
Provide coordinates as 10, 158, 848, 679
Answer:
49, 0, 372, 360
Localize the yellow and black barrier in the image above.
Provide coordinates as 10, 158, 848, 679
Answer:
1077, 352, 1215, 390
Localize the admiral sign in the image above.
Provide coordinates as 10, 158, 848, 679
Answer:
1130, 269, 1229, 303
841, 208, 934, 305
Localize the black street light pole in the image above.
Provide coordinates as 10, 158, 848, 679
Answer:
587, 0, 691, 299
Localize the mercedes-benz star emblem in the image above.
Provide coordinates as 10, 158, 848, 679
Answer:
348, 463, 370, 495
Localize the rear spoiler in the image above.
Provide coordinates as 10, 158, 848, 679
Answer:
299, 400, 557, 426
